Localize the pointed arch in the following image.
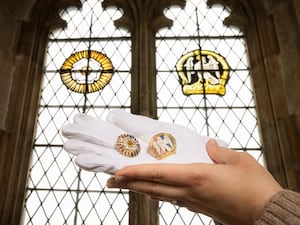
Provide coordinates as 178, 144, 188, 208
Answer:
207, 0, 300, 188
0, 0, 82, 224
1, 0, 300, 224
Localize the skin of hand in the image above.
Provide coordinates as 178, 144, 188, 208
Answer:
107, 140, 283, 225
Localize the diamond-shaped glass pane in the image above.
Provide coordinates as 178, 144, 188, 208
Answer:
23, 0, 130, 224
157, 1, 262, 224
23, 0, 263, 224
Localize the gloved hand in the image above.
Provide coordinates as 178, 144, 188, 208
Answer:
62, 110, 227, 174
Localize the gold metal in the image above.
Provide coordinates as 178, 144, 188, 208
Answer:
116, 134, 140, 157
60, 50, 113, 93
176, 49, 230, 96
149, 133, 176, 160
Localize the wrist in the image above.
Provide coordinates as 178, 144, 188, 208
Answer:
253, 187, 283, 223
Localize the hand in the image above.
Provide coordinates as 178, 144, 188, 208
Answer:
62, 110, 226, 174
107, 140, 283, 225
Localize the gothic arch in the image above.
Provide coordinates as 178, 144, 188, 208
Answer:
208, 0, 300, 190
0, 0, 299, 225
0, 1, 81, 224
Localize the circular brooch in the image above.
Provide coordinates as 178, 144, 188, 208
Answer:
116, 134, 140, 157
59, 50, 114, 93
149, 133, 176, 160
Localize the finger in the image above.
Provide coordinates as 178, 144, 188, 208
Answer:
206, 139, 241, 164
113, 163, 207, 186
107, 110, 195, 136
73, 113, 105, 127
63, 139, 121, 156
108, 176, 188, 207
75, 154, 122, 174
151, 196, 189, 208
107, 177, 187, 200
62, 121, 124, 148
106, 110, 160, 135
215, 139, 229, 147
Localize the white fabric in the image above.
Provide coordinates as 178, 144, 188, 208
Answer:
62, 110, 227, 174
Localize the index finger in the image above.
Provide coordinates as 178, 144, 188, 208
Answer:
114, 163, 208, 186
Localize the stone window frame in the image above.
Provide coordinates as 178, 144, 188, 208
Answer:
1, 0, 299, 224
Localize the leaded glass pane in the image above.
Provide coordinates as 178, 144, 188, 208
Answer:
157, 1, 262, 224
23, 0, 131, 224
23, 0, 263, 225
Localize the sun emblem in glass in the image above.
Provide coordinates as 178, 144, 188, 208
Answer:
60, 50, 114, 93
176, 49, 230, 96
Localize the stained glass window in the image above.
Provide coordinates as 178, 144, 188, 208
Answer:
156, 1, 262, 224
23, 0, 132, 224
60, 50, 114, 93
22, 0, 263, 225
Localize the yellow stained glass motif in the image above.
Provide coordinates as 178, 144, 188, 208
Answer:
60, 50, 114, 93
176, 49, 230, 96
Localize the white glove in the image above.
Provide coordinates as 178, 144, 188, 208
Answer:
62, 110, 227, 174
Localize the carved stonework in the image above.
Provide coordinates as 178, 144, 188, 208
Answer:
1, 1, 300, 225
208, 0, 300, 190
102, 0, 186, 118
101, 1, 188, 224
102, 0, 186, 32
45, 0, 82, 30
207, 0, 254, 31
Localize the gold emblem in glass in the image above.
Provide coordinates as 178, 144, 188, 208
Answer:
60, 50, 113, 93
176, 49, 230, 96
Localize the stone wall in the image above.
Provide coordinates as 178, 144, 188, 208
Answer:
0, 4, 16, 131
0, 0, 299, 224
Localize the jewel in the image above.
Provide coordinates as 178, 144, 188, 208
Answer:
116, 134, 140, 157
149, 133, 176, 160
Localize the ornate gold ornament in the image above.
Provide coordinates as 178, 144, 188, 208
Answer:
149, 133, 176, 160
176, 49, 230, 96
116, 134, 141, 157
60, 50, 114, 93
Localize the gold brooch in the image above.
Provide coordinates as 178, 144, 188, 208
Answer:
149, 133, 176, 160
116, 134, 140, 157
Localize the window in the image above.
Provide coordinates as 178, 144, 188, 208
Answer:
23, 1, 131, 224
156, 1, 262, 224
23, 0, 262, 224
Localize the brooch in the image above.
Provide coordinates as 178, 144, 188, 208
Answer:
149, 133, 176, 159
116, 134, 140, 157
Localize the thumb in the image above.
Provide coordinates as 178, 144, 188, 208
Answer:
206, 139, 237, 164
